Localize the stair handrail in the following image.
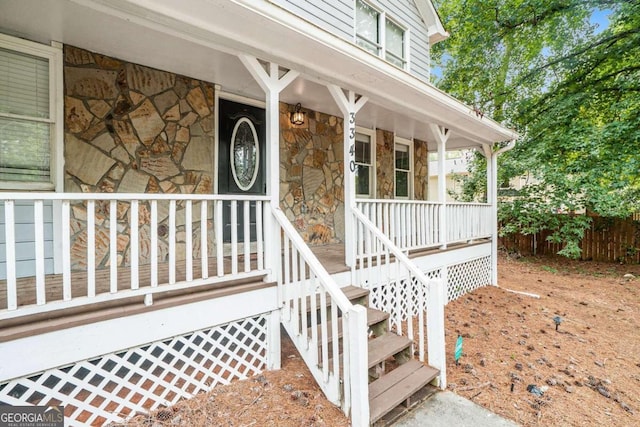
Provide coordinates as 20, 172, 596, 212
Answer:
271, 207, 369, 425
353, 209, 451, 390
352, 209, 433, 293
271, 209, 352, 310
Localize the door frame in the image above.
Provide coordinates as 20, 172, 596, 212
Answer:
215, 90, 266, 195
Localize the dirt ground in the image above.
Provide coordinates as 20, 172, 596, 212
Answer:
123, 254, 639, 426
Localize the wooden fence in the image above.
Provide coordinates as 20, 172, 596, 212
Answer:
499, 215, 640, 264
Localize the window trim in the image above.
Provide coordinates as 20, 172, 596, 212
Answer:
354, 126, 376, 199
0, 33, 63, 191
354, 0, 409, 70
394, 136, 413, 199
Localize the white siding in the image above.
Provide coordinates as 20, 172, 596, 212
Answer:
271, 0, 354, 39
0, 200, 54, 279
377, 0, 431, 81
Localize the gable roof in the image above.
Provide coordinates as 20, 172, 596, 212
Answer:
414, 0, 449, 44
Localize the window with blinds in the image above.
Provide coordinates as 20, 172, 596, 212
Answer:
0, 46, 52, 184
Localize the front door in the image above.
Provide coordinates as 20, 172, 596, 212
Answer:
218, 99, 266, 242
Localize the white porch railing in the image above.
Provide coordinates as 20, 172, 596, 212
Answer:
356, 200, 492, 251
0, 193, 269, 320
356, 200, 442, 252
446, 202, 492, 244
352, 208, 447, 387
272, 208, 369, 425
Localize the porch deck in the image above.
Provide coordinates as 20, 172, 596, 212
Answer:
0, 257, 270, 341
0, 244, 351, 340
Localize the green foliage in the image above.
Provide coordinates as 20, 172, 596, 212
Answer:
433, 0, 640, 257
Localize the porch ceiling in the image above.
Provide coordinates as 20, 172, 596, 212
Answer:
0, 0, 517, 150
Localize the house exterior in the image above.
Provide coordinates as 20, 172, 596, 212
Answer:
0, 1, 517, 425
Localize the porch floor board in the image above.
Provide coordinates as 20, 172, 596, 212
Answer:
309, 243, 349, 275
0, 254, 261, 310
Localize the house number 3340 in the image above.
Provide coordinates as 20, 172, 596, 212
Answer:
348, 112, 356, 172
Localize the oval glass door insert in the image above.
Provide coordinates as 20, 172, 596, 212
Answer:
230, 117, 260, 191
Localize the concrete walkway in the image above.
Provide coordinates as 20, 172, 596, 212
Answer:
394, 391, 519, 427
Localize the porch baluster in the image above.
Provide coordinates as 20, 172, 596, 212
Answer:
34, 200, 45, 305
109, 200, 118, 293
185, 200, 193, 282
131, 200, 139, 289
200, 200, 208, 279
243, 201, 250, 273
87, 200, 96, 297
150, 200, 158, 288
256, 201, 263, 270
230, 200, 238, 275
4, 200, 17, 310
62, 200, 71, 301
215, 200, 224, 276
168, 199, 176, 284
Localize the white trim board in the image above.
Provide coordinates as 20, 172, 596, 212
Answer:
411, 242, 491, 272
0, 286, 278, 382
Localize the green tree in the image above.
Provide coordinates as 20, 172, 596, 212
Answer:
433, 0, 640, 258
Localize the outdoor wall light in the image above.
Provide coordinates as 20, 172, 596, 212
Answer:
290, 103, 305, 125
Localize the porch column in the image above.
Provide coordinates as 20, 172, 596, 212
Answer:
487, 148, 498, 285
239, 56, 299, 370
429, 125, 450, 249
327, 86, 368, 268
488, 141, 516, 286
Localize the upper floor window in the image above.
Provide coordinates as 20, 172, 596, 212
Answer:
0, 34, 61, 190
355, 0, 407, 69
355, 128, 376, 198
395, 137, 412, 198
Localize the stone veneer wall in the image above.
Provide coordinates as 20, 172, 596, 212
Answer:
279, 103, 345, 244
376, 129, 395, 199
63, 45, 215, 269
375, 130, 429, 200
279, 106, 430, 244
413, 138, 429, 200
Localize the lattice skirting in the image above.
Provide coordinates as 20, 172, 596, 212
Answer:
369, 269, 441, 323
368, 256, 492, 322
0, 316, 269, 426
447, 256, 492, 303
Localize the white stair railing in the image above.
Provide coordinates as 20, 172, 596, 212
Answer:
352, 208, 447, 387
0, 193, 268, 320
271, 207, 369, 425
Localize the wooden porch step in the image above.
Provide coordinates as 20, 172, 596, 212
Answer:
367, 333, 412, 369
369, 360, 439, 424
304, 285, 369, 314
342, 285, 370, 304
308, 307, 388, 345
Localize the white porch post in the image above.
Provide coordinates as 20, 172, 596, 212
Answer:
482, 145, 493, 205
487, 141, 516, 286
429, 125, 450, 249
427, 278, 447, 389
327, 85, 368, 267
481, 145, 498, 285
239, 55, 299, 370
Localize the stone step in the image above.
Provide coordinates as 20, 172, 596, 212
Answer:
369, 360, 439, 424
